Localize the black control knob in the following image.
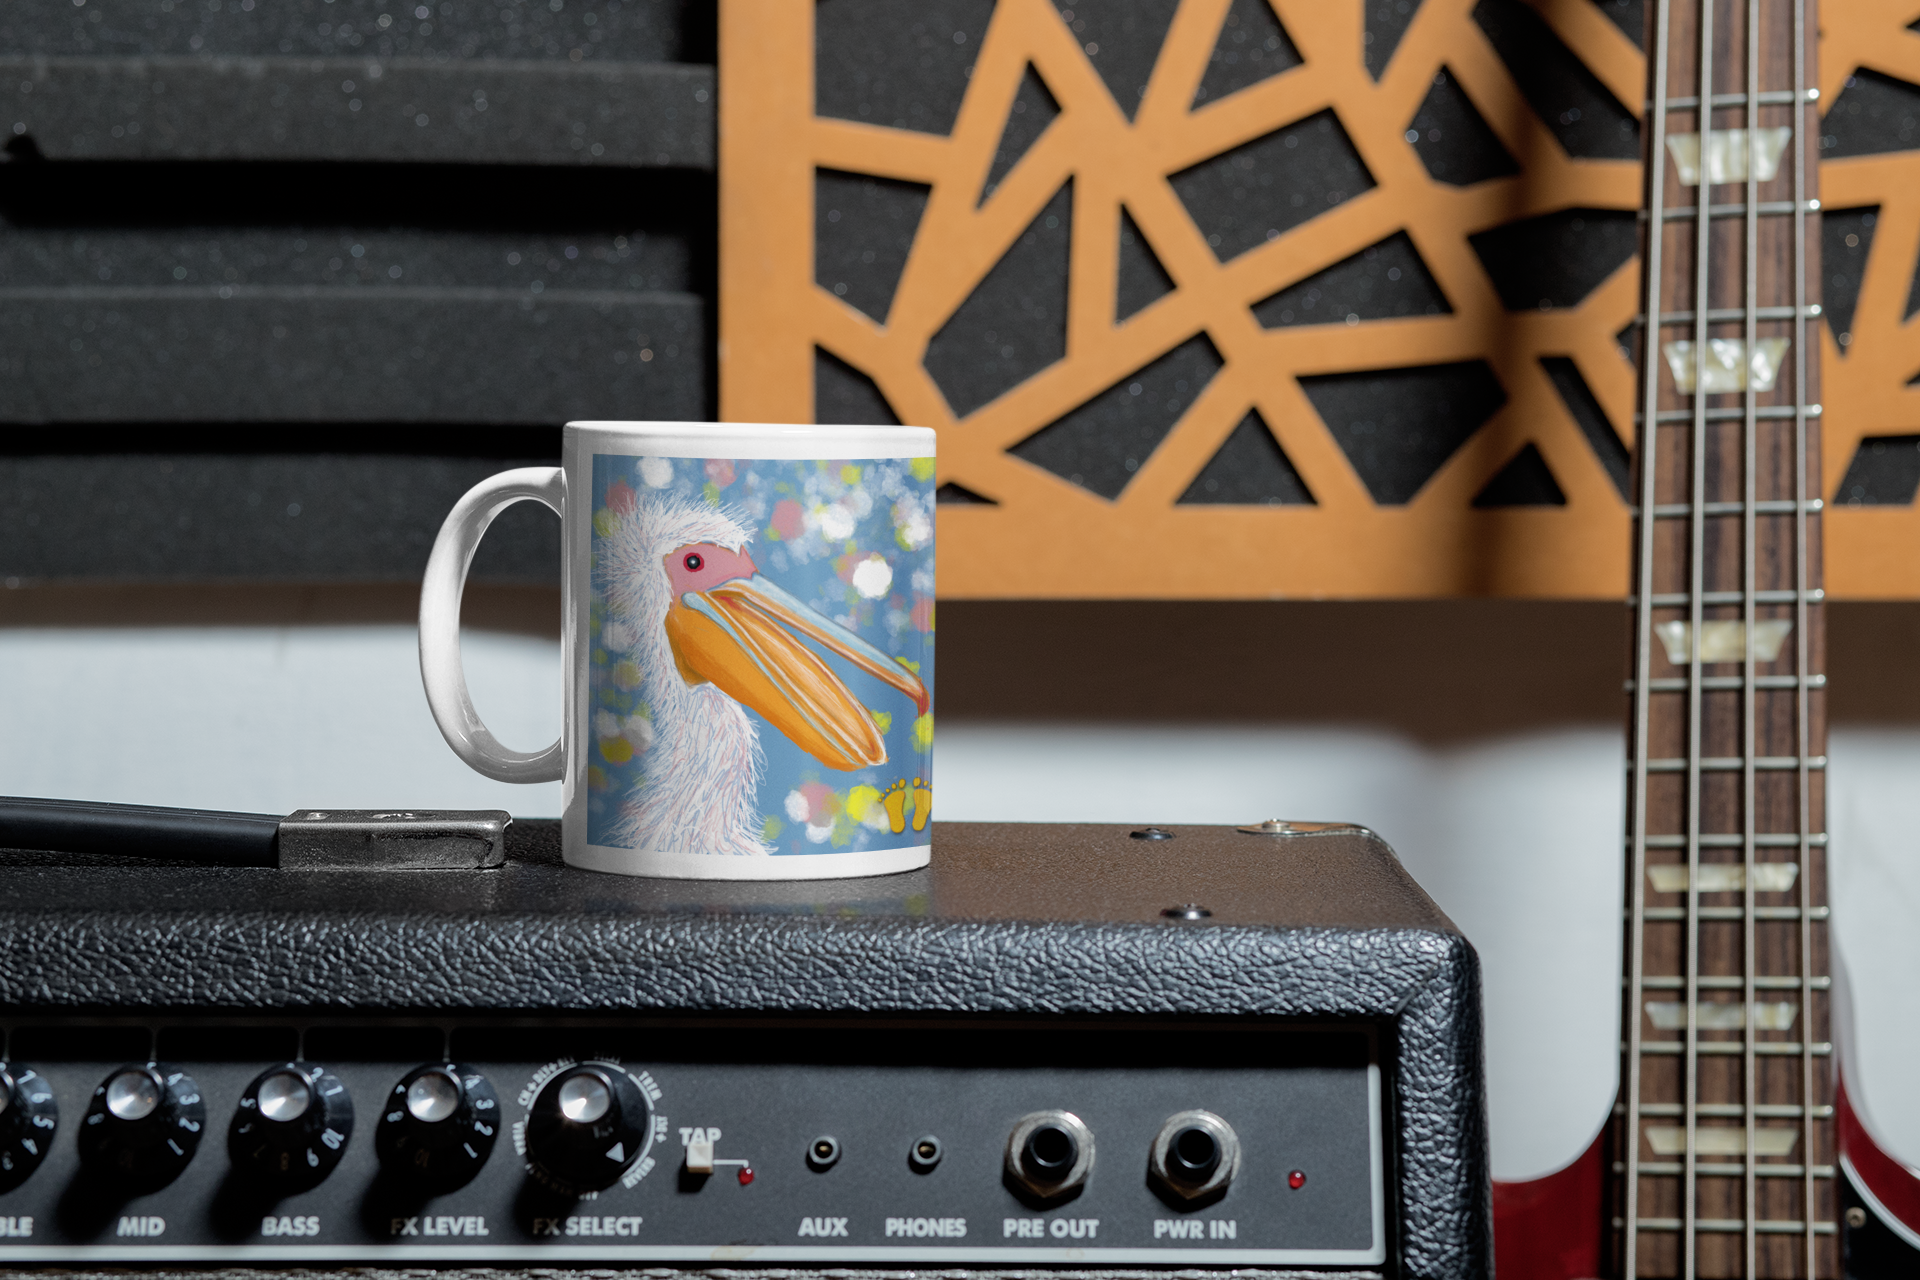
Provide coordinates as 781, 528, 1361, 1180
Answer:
229, 1062, 354, 1191
76, 1062, 205, 1190
0, 1062, 57, 1192
376, 1063, 500, 1189
523, 1063, 649, 1195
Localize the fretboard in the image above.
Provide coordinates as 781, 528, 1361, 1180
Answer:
1618, 0, 1833, 1275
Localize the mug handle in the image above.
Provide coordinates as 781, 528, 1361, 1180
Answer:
418, 466, 568, 783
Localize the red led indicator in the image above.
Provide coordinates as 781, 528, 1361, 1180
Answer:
1288, 1170, 1306, 1190
737, 1166, 756, 1186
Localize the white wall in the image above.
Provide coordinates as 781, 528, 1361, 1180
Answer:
2, 621, 1913, 1182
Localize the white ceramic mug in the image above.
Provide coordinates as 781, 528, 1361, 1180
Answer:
419, 421, 937, 879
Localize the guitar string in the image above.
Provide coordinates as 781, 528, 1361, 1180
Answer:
1629, 0, 1829, 1270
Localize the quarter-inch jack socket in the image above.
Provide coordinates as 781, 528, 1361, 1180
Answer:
1148, 1109, 1240, 1204
1004, 1110, 1095, 1202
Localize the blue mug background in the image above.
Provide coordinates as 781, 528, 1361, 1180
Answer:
585, 452, 935, 856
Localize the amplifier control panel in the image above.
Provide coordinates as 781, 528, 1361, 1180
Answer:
0, 1020, 1385, 1268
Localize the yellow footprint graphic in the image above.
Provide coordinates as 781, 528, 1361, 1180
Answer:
910, 778, 932, 832
881, 779, 911, 835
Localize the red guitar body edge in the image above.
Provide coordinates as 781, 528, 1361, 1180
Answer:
1837, 1075, 1920, 1252
1489, 1075, 1920, 1278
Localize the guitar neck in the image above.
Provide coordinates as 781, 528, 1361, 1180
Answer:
1619, 0, 1832, 1275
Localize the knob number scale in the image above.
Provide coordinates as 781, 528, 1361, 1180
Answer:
0, 1023, 1380, 1265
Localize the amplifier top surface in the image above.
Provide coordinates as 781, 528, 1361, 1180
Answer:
3, 819, 1452, 932
0, 821, 1469, 1020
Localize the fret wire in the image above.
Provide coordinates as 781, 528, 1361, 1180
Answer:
1639, 405, 1820, 423
1622, 4, 1673, 1272
1647, 500, 1823, 516
1638, 905, 1829, 921
1631, 975, 1832, 989
1630, 588, 1825, 604
1632, 303, 1821, 325
1626, 1162, 1836, 1179
1628, 675, 1828, 691
1630, 1219, 1837, 1235
1633, 1103, 1834, 1118
1639, 757, 1826, 772
1650, 88, 1817, 108
1655, 199, 1818, 222
1634, 1041, 1831, 1056
1637, 831, 1824, 847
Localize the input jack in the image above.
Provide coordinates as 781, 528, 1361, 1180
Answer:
807, 1134, 841, 1170
1005, 1110, 1095, 1201
1148, 1109, 1240, 1203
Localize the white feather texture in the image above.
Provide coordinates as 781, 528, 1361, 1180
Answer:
596, 489, 771, 855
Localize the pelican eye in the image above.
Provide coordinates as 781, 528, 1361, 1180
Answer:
684, 553, 704, 572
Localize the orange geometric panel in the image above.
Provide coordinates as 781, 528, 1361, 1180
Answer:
1817, 0, 1920, 599
719, 0, 1645, 598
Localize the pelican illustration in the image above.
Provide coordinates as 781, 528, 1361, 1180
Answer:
597, 489, 929, 855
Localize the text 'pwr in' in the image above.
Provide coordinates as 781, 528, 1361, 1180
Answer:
1155, 1219, 1237, 1239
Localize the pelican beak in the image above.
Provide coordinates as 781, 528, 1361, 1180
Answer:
664, 574, 929, 772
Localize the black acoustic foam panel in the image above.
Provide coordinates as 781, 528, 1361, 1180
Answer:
1540, 355, 1632, 500
1169, 109, 1376, 261
1012, 333, 1225, 499
1471, 442, 1566, 508
982, 64, 1060, 203
1836, 435, 1920, 507
1299, 360, 1508, 504
815, 168, 931, 324
1471, 0, 1638, 160
1178, 410, 1314, 505
1253, 230, 1451, 327
814, 0, 996, 136
0, 0, 715, 584
1191, 0, 1301, 107
1821, 70, 1920, 159
1407, 67, 1521, 187
925, 181, 1073, 417
1821, 206, 1877, 353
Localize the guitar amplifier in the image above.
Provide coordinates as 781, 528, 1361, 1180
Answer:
0, 820, 1490, 1278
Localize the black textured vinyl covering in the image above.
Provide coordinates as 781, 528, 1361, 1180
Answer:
0, 820, 1491, 1280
